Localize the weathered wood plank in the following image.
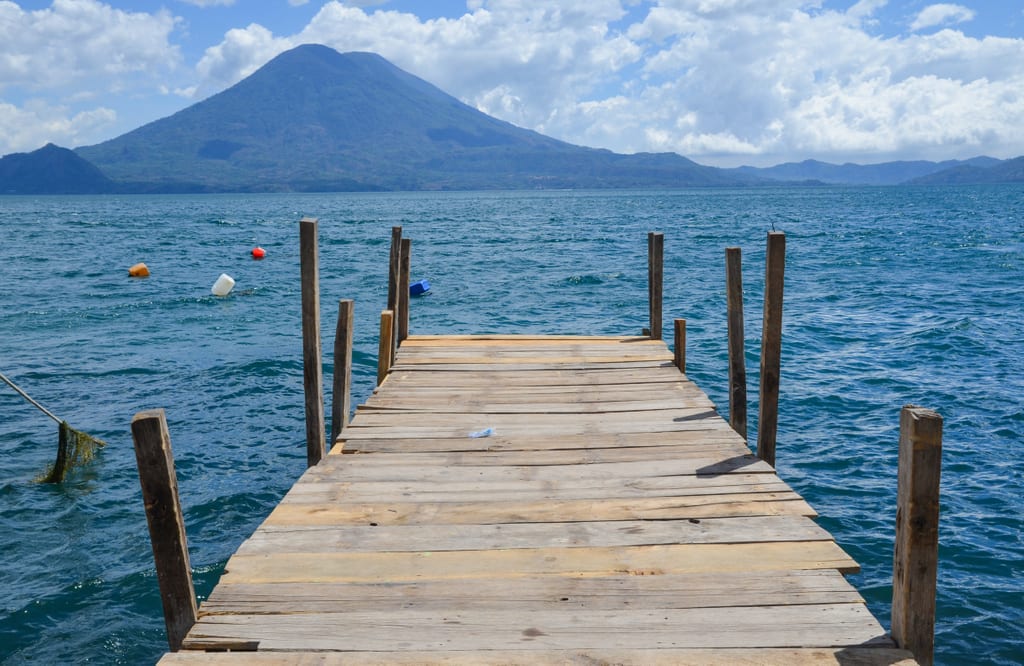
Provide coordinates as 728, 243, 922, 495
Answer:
161, 648, 916, 665
184, 603, 887, 651
309, 453, 773, 479
279, 472, 796, 504
237, 515, 832, 555
202, 569, 863, 612
261, 493, 816, 527
220, 541, 859, 585
337, 426, 746, 450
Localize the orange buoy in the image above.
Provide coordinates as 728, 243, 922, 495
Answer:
251, 246, 266, 259
128, 262, 150, 277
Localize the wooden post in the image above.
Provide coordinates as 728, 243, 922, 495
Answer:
757, 231, 785, 466
892, 405, 942, 666
673, 318, 686, 373
648, 232, 664, 340
726, 247, 748, 440
398, 237, 411, 344
130, 409, 197, 652
330, 299, 354, 449
300, 217, 326, 468
377, 309, 394, 385
387, 226, 403, 366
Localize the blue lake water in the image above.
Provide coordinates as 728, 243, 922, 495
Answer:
0, 188, 1022, 664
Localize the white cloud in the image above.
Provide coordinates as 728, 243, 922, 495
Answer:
0, 100, 117, 154
0, 0, 181, 91
911, 4, 975, 32
194, 23, 287, 92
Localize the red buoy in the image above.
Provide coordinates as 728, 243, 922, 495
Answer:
252, 246, 266, 259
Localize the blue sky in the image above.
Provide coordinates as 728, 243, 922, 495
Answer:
2, 0, 1023, 167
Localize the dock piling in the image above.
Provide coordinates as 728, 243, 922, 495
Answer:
673, 318, 686, 373
757, 231, 785, 466
299, 217, 326, 467
648, 232, 664, 339
387, 227, 403, 366
726, 247, 748, 440
892, 405, 942, 666
377, 309, 394, 385
130, 409, 197, 652
398, 237, 411, 344
330, 299, 354, 448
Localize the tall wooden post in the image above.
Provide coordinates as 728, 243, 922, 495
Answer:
131, 409, 197, 652
300, 217, 325, 467
330, 299, 354, 449
673, 318, 686, 373
377, 309, 394, 385
648, 232, 664, 340
757, 231, 785, 466
398, 237, 411, 344
892, 405, 942, 666
726, 247, 748, 440
387, 226, 403, 366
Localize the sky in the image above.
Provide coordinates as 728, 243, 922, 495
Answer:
1, 0, 1023, 167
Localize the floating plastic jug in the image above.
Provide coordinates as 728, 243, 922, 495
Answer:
211, 273, 235, 296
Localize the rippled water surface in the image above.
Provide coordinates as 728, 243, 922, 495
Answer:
1, 188, 1022, 664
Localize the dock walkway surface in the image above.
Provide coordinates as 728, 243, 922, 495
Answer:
160, 334, 916, 665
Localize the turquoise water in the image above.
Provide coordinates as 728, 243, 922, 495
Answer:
0, 188, 1022, 664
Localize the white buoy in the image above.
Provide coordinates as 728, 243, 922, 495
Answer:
211, 273, 235, 296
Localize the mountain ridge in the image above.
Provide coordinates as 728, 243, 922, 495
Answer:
72, 44, 740, 191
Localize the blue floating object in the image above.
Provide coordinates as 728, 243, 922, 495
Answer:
410, 279, 431, 296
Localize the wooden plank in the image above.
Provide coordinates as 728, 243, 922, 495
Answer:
358, 397, 709, 414
202, 569, 863, 612
262, 493, 816, 527
237, 516, 833, 555
310, 454, 774, 479
279, 473, 796, 504
400, 334, 659, 344
161, 648, 916, 665
184, 604, 887, 651
336, 431, 749, 454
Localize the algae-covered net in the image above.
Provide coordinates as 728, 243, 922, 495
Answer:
0, 370, 107, 483
37, 420, 106, 483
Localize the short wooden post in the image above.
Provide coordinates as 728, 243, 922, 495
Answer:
377, 309, 394, 385
757, 231, 785, 466
726, 247, 748, 440
387, 226, 403, 366
673, 318, 686, 373
300, 217, 326, 467
330, 299, 354, 449
648, 232, 664, 340
130, 409, 197, 652
398, 237, 411, 344
892, 405, 942, 666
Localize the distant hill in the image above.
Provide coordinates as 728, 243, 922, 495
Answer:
73, 44, 743, 192
730, 156, 1003, 186
0, 143, 113, 194
907, 156, 1024, 185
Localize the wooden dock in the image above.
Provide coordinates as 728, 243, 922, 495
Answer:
156, 334, 916, 665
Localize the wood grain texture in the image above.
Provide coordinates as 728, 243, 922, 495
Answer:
165, 334, 901, 664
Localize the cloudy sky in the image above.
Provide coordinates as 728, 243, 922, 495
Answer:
2, 0, 1022, 167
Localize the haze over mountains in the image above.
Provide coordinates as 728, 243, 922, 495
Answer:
1, 44, 1020, 194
